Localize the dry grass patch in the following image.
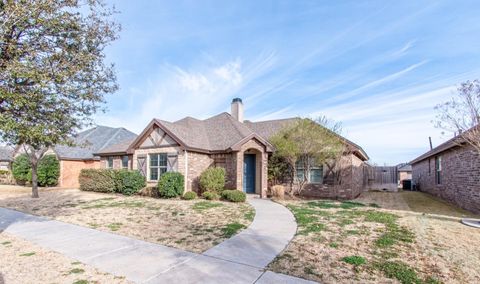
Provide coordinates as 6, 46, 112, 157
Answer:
0, 186, 254, 253
0, 232, 130, 284
269, 199, 480, 284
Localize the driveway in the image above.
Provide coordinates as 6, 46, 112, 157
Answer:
0, 196, 314, 283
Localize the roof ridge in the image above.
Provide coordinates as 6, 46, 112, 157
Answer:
98, 128, 123, 151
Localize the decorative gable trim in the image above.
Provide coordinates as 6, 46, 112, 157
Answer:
127, 119, 186, 154
229, 133, 273, 152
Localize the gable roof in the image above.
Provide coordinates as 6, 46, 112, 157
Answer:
0, 146, 14, 161
397, 163, 412, 172
122, 113, 368, 160
55, 126, 137, 160
410, 136, 462, 164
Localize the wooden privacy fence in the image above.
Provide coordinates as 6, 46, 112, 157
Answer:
366, 166, 398, 191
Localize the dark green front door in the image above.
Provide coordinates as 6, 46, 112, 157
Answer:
243, 154, 256, 193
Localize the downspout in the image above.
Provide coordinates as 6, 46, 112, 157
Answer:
184, 150, 188, 192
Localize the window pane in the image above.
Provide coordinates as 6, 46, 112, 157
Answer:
159, 153, 167, 167
122, 156, 129, 168
296, 169, 305, 182
310, 168, 323, 183
108, 157, 113, 168
150, 168, 158, 180
159, 167, 167, 176
150, 154, 158, 167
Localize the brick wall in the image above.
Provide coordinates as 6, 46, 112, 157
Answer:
59, 159, 100, 188
99, 155, 132, 170
296, 153, 368, 199
185, 151, 214, 192
412, 145, 480, 214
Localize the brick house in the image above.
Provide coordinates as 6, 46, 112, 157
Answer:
97, 98, 369, 199
411, 136, 480, 214
0, 146, 14, 184
397, 163, 412, 185
12, 126, 137, 188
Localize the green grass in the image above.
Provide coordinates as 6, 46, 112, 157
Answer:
68, 268, 85, 274
20, 252, 36, 256
374, 261, 422, 284
72, 280, 89, 284
192, 201, 223, 211
244, 209, 255, 221
300, 223, 326, 235
329, 242, 339, 248
342, 255, 366, 266
107, 222, 123, 231
306, 200, 366, 209
1, 241, 12, 245
221, 222, 246, 238
71, 261, 82, 265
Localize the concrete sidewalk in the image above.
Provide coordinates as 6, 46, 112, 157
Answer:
0, 197, 315, 284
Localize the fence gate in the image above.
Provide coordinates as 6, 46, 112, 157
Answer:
367, 166, 398, 191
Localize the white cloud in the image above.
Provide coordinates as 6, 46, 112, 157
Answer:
214, 59, 242, 86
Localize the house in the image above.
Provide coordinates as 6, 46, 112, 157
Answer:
397, 163, 412, 184
411, 135, 480, 214
0, 146, 14, 184
13, 126, 137, 188
97, 98, 370, 199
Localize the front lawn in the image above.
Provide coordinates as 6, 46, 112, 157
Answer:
269, 198, 480, 284
0, 186, 254, 253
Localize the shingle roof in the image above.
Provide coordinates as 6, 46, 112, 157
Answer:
410, 136, 461, 164
0, 146, 14, 161
55, 126, 137, 160
397, 163, 412, 171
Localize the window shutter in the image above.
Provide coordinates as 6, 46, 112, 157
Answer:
137, 156, 147, 176
167, 153, 178, 172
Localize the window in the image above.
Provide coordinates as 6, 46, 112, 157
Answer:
295, 158, 323, 184
149, 153, 167, 181
428, 158, 431, 176
435, 156, 442, 185
122, 155, 129, 169
107, 157, 113, 169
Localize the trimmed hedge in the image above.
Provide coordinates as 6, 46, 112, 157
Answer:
79, 169, 146, 195
158, 172, 184, 198
12, 154, 30, 184
79, 169, 116, 193
182, 191, 197, 200
37, 155, 60, 187
202, 191, 220, 200
199, 167, 225, 193
12, 154, 60, 186
115, 170, 146, 196
221, 190, 246, 202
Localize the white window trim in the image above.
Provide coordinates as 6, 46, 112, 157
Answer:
148, 153, 167, 181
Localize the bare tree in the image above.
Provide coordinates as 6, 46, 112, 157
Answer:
434, 80, 480, 153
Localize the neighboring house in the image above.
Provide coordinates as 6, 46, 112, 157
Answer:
411, 135, 480, 214
0, 146, 14, 171
98, 98, 370, 199
397, 163, 412, 184
13, 126, 137, 188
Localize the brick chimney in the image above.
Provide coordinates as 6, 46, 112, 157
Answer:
231, 98, 244, 122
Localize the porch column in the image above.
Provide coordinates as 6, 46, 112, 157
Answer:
261, 152, 268, 198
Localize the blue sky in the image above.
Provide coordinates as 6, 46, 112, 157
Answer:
96, 0, 480, 165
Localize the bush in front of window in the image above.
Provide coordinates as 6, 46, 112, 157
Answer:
12, 154, 31, 185
182, 191, 197, 200
199, 167, 226, 193
158, 172, 184, 198
114, 170, 146, 196
79, 169, 116, 193
202, 191, 220, 200
221, 190, 246, 202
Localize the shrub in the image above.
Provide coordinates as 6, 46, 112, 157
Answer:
271, 185, 285, 200
12, 154, 31, 184
158, 172, 184, 198
202, 191, 220, 200
221, 190, 246, 202
183, 191, 197, 200
37, 155, 60, 187
79, 169, 116, 193
199, 167, 225, 193
115, 170, 145, 196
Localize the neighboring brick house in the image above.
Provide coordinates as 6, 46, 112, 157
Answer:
13, 126, 137, 188
411, 136, 480, 214
397, 163, 412, 184
98, 98, 370, 199
0, 146, 14, 184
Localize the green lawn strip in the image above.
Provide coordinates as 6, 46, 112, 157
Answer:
221, 222, 246, 238
68, 268, 85, 274
72, 280, 89, 284
1, 241, 11, 245
82, 200, 145, 209
106, 222, 122, 231
192, 201, 223, 212
19, 252, 35, 256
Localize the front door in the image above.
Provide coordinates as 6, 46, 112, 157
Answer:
243, 154, 256, 193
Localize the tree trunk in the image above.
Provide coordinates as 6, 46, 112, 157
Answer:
31, 159, 39, 198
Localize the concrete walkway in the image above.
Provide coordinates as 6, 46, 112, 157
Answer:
0, 197, 315, 284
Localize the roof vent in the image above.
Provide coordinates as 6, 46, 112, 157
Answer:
231, 98, 244, 122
